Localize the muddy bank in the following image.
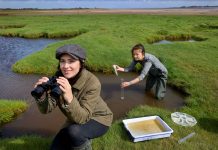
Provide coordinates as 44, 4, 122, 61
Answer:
1, 8, 218, 16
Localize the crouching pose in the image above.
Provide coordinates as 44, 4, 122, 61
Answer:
32, 44, 113, 150
114, 43, 168, 100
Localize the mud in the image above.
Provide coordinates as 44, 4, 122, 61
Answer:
1, 8, 218, 16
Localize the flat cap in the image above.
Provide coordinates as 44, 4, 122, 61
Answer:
56, 44, 86, 60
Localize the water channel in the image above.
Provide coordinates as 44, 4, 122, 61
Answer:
0, 36, 185, 138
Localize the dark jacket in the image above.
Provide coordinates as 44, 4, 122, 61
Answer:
36, 69, 113, 127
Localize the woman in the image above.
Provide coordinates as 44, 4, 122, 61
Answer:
114, 43, 168, 100
33, 44, 113, 150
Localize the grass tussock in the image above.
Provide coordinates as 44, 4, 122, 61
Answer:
0, 99, 27, 126
0, 24, 25, 29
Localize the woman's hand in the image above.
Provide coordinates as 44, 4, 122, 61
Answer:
34, 77, 49, 88
56, 77, 73, 104
114, 65, 124, 72
121, 78, 139, 88
121, 81, 131, 88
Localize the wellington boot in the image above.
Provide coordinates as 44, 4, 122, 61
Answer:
72, 140, 92, 150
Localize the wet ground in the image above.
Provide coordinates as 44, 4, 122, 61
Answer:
0, 36, 185, 138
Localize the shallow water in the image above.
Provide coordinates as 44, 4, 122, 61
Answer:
0, 36, 59, 76
0, 36, 185, 138
153, 39, 196, 45
0, 73, 185, 138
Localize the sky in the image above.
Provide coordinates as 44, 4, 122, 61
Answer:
0, 0, 217, 9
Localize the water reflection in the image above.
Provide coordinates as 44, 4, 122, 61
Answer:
0, 36, 185, 138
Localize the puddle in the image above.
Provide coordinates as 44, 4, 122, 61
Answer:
153, 39, 196, 44
0, 36, 186, 138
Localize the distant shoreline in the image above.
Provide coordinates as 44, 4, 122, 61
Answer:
1, 5, 218, 10
0, 7, 218, 16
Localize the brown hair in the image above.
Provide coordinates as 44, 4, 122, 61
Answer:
131, 43, 145, 55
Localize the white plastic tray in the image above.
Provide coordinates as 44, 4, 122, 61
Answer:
123, 116, 173, 142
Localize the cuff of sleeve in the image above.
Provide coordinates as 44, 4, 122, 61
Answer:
63, 101, 69, 108
138, 75, 145, 81
64, 95, 80, 112
35, 97, 47, 106
124, 68, 129, 72
35, 92, 47, 103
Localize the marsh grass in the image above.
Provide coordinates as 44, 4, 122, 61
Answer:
0, 99, 27, 126
0, 24, 25, 29
0, 135, 51, 150
0, 12, 218, 149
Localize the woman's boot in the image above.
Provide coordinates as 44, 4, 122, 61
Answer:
72, 140, 92, 150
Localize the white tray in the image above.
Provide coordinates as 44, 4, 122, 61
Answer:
123, 116, 173, 142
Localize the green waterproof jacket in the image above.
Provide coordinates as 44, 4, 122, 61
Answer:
36, 69, 113, 127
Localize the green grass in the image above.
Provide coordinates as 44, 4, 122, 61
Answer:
93, 106, 218, 150
0, 135, 51, 150
0, 99, 27, 126
0, 12, 218, 149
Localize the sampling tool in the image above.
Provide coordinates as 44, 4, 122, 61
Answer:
123, 116, 174, 142
171, 112, 197, 144
112, 65, 125, 100
112, 65, 118, 76
171, 112, 197, 127
120, 78, 125, 100
178, 132, 196, 144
